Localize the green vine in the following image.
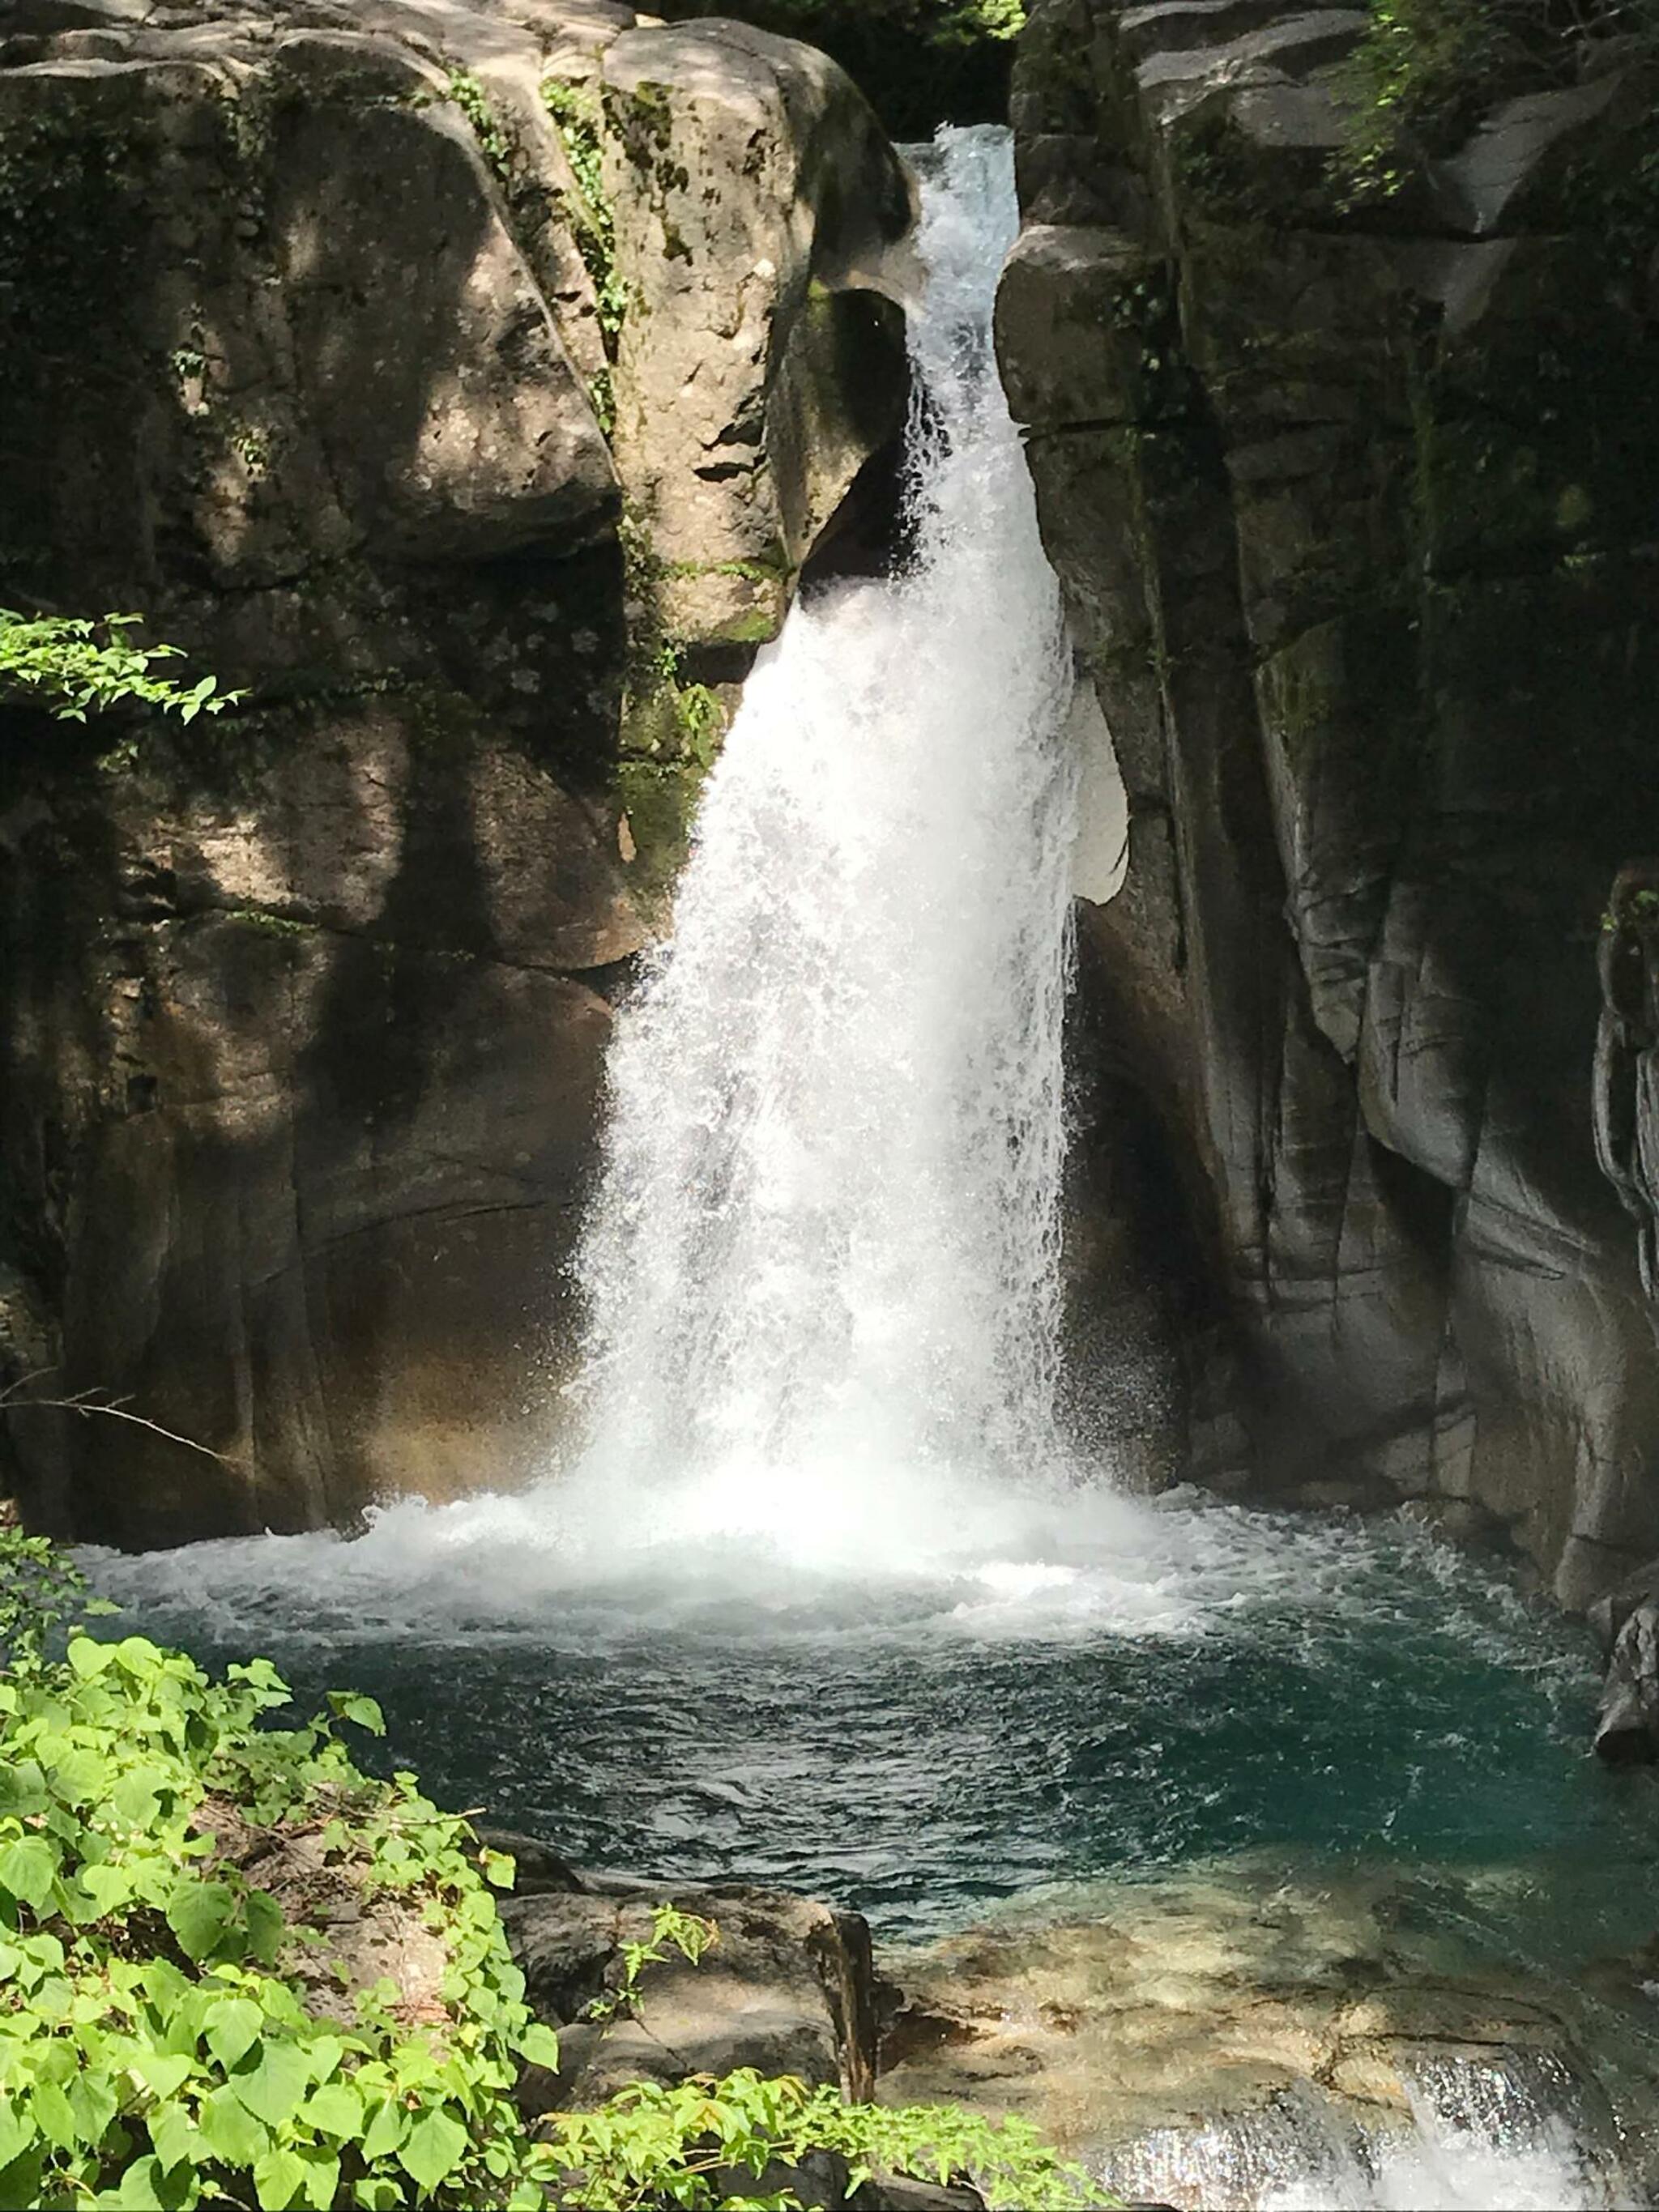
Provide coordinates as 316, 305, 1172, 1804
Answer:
444, 69, 513, 194
542, 78, 629, 433
1328, 0, 1645, 207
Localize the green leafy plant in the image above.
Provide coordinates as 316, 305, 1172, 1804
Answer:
0, 1533, 1111, 2210
0, 1543, 560, 2208
1330, 0, 1651, 207
1330, 0, 1492, 202
547, 2069, 1116, 2210
0, 610, 245, 730
542, 78, 629, 432
446, 69, 513, 187
0, 1526, 117, 1670
586, 1903, 718, 2022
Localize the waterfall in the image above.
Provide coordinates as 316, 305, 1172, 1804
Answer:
1102, 2054, 1634, 2211
565, 127, 1081, 1554
80, 127, 1653, 2212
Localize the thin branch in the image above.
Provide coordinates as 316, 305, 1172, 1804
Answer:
0, 1376, 235, 1466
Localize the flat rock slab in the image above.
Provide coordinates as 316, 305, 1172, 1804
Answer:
878, 1858, 1659, 2208
502, 1880, 881, 2105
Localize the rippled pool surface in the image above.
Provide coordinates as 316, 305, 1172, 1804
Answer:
85, 1490, 1658, 1947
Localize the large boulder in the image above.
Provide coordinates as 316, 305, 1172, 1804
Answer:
1000, 0, 1659, 1603
597, 18, 913, 649
0, 0, 911, 1541
504, 1880, 880, 2102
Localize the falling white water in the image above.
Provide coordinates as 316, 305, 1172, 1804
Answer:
1102, 2053, 1636, 2212
562, 126, 1081, 1559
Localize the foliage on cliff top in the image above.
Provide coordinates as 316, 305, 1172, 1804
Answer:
651, 0, 1023, 136
0, 1529, 1115, 2211
0, 610, 243, 730
1333, 0, 1657, 204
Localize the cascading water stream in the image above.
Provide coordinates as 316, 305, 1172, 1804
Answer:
76, 126, 1659, 2212
563, 128, 1080, 1561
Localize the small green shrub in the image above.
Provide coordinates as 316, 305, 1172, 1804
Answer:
0, 1528, 117, 1669
1331, 0, 1653, 206
0, 1532, 1111, 2210
1330, 0, 1493, 202
445, 69, 513, 188
0, 611, 244, 729
547, 2070, 1116, 2210
542, 78, 629, 433
586, 1902, 718, 2022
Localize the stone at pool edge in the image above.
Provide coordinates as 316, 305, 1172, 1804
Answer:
478, 1835, 881, 2099
477, 1835, 1185, 2210
480, 1841, 945, 2210
1594, 1600, 1659, 1763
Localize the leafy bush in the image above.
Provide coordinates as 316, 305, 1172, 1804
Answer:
0, 610, 244, 728
0, 1528, 115, 1668
0, 1531, 1111, 2210
0, 1535, 561, 2208
548, 2072, 1115, 2209
1333, 0, 1657, 205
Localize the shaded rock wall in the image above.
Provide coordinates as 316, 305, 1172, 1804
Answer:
0, 0, 911, 1541
1000, 0, 1659, 1600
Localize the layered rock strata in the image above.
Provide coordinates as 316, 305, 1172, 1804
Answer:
1000, 0, 1659, 1600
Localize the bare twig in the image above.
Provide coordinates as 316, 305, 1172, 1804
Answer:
0, 1372, 233, 1466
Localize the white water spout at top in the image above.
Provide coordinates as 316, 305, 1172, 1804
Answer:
562, 126, 1082, 1564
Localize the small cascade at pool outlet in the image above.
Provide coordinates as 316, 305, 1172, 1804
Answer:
79, 127, 1659, 2212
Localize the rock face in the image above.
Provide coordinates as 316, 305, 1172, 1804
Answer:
599, 18, 912, 648
1000, 0, 1659, 1601
0, 0, 911, 1541
1594, 1599, 1659, 1763
492, 1854, 889, 2208
501, 1879, 880, 2103
880, 1861, 1659, 2208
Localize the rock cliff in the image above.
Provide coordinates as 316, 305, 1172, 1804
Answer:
1000, 0, 1659, 1602
0, 0, 911, 1541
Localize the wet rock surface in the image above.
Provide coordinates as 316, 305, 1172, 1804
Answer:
0, 0, 910, 1540
878, 1860, 1659, 2209
503, 1880, 880, 2103
1001, 0, 1659, 1604
483, 1836, 1659, 2210
1594, 1601, 1659, 1765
